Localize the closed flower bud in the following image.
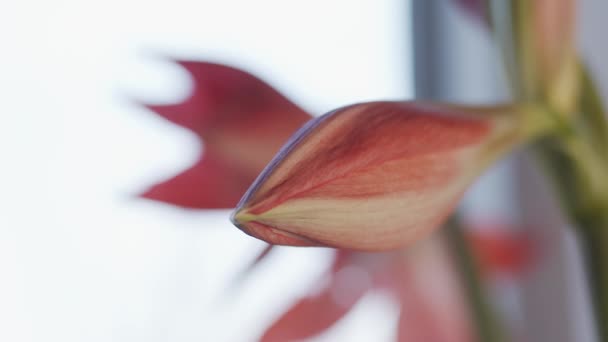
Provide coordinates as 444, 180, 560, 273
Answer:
231, 101, 535, 251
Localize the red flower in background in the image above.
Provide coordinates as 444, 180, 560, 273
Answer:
141, 60, 533, 341
261, 238, 471, 342
141, 61, 309, 209
259, 227, 532, 342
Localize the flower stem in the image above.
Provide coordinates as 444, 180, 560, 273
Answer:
579, 219, 608, 342
446, 216, 506, 342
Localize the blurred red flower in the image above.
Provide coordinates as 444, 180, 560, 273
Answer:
141, 61, 309, 209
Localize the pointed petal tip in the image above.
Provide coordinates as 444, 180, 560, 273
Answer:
229, 209, 248, 228
138, 186, 191, 208
231, 209, 322, 247
138, 186, 160, 201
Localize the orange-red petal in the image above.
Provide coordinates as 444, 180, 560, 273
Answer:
232, 102, 521, 251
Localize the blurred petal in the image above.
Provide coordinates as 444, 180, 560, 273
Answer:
259, 239, 488, 341
532, 0, 579, 113
532, 0, 576, 82
453, 0, 488, 25
260, 251, 372, 342
396, 236, 473, 342
232, 102, 523, 250
141, 149, 256, 208
141, 61, 311, 208
469, 229, 534, 277
494, 0, 579, 113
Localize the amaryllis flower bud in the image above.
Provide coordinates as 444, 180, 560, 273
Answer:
232, 101, 538, 251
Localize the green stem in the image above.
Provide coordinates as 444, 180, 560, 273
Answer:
579, 220, 608, 342
579, 64, 608, 160
445, 216, 505, 342
535, 139, 608, 342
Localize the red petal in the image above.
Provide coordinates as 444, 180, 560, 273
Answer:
468, 229, 534, 276
141, 149, 255, 209
395, 237, 473, 342
260, 251, 372, 342
141, 61, 311, 209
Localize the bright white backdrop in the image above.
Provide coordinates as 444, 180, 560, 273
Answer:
0, 1, 411, 341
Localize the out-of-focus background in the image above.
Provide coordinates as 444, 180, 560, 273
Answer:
1, 0, 607, 341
